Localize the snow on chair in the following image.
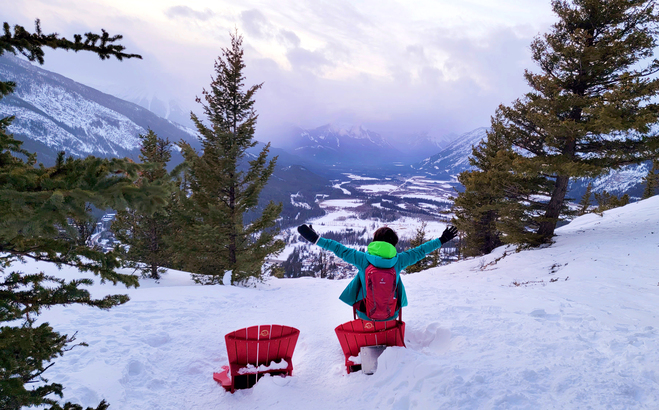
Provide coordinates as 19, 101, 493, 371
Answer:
335, 309, 405, 374
213, 325, 300, 393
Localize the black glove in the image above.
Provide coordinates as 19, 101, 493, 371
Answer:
439, 226, 458, 244
297, 224, 319, 244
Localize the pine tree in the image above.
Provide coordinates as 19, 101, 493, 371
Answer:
453, 131, 506, 257
406, 222, 428, 273
429, 247, 441, 268
594, 190, 630, 212
453, 122, 550, 255
270, 263, 285, 278
495, 0, 659, 243
0, 21, 161, 410
307, 251, 331, 278
642, 158, 659, 198
113, 129, 174, 280
282, 247, 303, 278
175, 31, 284, 285
578, 183, 594, 215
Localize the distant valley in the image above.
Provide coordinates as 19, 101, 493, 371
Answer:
1, 54, 651, 237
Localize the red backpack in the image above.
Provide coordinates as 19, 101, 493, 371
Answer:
362, 264, 398, 320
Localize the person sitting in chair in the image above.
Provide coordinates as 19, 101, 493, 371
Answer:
297, 224, 458, 321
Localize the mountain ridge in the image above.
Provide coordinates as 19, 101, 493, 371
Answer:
0, 55, 331, 226
0, 55, 201, 165
280, 123, 405, 171
412, 126, 650, 197
413, 127, 489, 178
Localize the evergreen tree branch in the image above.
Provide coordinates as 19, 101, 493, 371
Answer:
0, 20, 142, 63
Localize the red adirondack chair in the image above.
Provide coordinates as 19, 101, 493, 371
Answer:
335, 315, 405, 373
213, 325, 300, 393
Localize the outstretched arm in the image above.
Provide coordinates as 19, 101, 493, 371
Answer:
317, 238, 369, 269
396, 226, 458, 270
298, 224, 369, 269
396, 238, 443, 270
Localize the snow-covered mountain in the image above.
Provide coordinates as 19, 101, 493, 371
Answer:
0, 55, 329, 226
123, 91, 194, 129
281, 124, 403, 170
389, 131, 461, 163
26, 195, 659, 409
0, 55, 199, 165
414, 126, 650, 197
571, 162, 652, 198
413, 127, 489, 178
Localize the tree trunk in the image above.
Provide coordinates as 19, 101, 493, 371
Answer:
483, 209, 500, 254
227, 108, 238, 283
228, 180, 237, 284
538, 106, 578, 242
538, 174, 570, 241
150, 220, 159, 279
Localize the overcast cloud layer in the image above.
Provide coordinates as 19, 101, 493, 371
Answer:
6, 0, 556, 143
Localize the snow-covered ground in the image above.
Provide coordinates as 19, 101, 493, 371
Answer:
343, 173, 379, 181
359, 184, 400, 193
23, 196, 659, 409
318, 199, 365, 209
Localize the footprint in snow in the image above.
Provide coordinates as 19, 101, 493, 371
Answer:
128, 360, 144, 376
146, 379, 166, 391
529, 309, 561, 321
143, 332, 171, 347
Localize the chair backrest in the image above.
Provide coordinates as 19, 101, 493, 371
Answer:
335, 319, 405, 358
225, 325, 300, 367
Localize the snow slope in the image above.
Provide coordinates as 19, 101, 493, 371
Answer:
414, 127, 488, 177
0, 55, 199, 165
26, 196, 659, 409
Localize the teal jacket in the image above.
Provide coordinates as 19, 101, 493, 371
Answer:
316, 237, 445, 321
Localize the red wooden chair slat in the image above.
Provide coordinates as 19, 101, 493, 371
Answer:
256, 325, 271, 366
267, 325, 283, 365
246, 341, 259, 367
277, 332, 291, 360
382, 329, 394, 346
345, 331, 361, 356
214, 324, 300, 393
286, 331, 299, 375
235, 340, 248, 365
270, 325, 284, 339
225, 338, 236, 365
351, 320, 365, 332
363, 332, 378, 347
336, 333, 353, 358
246, 326, 260, 365
281, 326, 293, 357
335, 318, 405, 374
289, 332, 299, 355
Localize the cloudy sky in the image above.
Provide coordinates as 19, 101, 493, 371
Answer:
8, 0, 556, 143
